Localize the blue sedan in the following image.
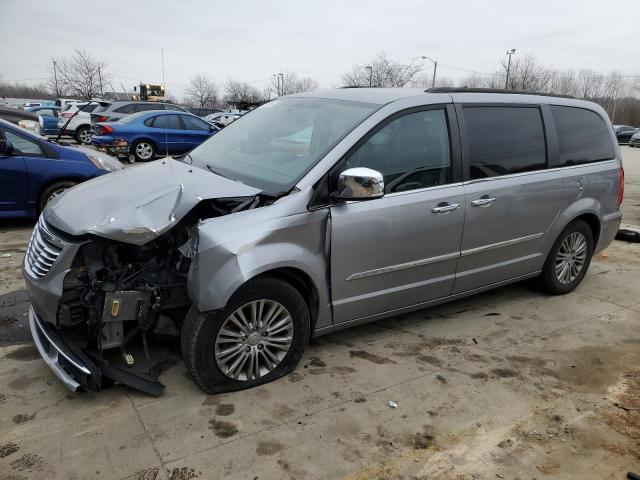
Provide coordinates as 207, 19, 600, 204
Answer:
26, 106, 61, 136
92, 110, 219, 163
0, 119, 123, 218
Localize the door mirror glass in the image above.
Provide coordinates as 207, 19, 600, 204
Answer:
333, 167, 384, 201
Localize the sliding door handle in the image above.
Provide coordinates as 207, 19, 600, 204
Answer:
431, 203, 460, 214
471, 197, 496, 207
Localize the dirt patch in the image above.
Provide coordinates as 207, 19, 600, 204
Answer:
256, 440, 284, 455
333, 366, 357, 374
168, 467, 199, 480
208, 420, 238, 438
13, 413, 35, 424
469, 372, 488, 379
602, 369, 640, 459
288, 372, 303, 382
4, 344, 39, 361
10, 453, 44, 472
135, 466, 160, 480
201, 395, 219, 406
349, 350, 396, 365
506, 355, 547, 367
0, 289, 31, 347
8, 376, 32, 390
0, 393, 6, 405
308, 357, 327, 368
0, 443, 20, 458
416, 354, 443, 367
490, 368, 519, 378
215, 404, 235, 416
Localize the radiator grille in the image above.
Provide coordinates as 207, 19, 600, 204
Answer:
24, 217, 65, 279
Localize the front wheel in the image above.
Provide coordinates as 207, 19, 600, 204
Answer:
131, 140, 155, 162
537, 219, 594, 295
182, 277, 310, 394
39, 181, 77, 212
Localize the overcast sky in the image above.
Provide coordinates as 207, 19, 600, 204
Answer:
1, 0, 637, 97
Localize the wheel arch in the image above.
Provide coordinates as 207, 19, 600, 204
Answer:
36, 176, 84, 213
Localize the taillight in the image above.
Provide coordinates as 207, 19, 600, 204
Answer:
96, 115, 109, 122
618, 166, 624, 206
61, 112, 74, 118
99, 125, 115, 135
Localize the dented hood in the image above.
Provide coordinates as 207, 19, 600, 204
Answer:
44, 158, 261, 245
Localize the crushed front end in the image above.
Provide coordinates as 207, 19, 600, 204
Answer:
23, 215, 194, 396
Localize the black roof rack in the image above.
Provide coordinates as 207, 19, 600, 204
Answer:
425, 87, 575, 99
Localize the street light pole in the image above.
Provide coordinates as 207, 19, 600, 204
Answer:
505, 48, 516, 89
278, 73, 284, 96
365, 66, 372, 87
52, 60, 59, 97
421, 56, 438, 88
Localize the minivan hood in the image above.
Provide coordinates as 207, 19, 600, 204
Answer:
44, 158, 261, 245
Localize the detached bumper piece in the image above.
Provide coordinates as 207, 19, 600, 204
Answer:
29, 307, 165, 396
96, 140, 129, 157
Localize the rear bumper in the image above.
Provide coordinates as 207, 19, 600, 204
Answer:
595, 210, 623, 254
29, 307, 95, 391
92, 137, 129, 157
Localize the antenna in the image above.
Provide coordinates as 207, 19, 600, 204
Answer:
161, 49, 166, 91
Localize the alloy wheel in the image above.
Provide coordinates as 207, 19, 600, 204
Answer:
214, 299, 294, 381
555, 231, 587, 284
135, 142, 153, 160
46, 187, 68, 205
79, 129, 92, 144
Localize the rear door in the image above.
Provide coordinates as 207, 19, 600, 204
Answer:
330, 105, 465, 323
147, 114, 186, 155
453, 103, 567, 293
181, 115, 213, 150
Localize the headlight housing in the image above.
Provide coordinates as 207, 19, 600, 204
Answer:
86, 152, 125, 172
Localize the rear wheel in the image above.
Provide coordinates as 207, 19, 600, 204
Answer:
75, 126, 91, 145
182, 277, 310, 394
537, 219, 593, 294
131, 140, 155, 162
39, 181, 76, 212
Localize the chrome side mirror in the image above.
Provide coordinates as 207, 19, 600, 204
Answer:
333, 167, 384, 201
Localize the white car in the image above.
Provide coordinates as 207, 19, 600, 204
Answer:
204, 112, 244, 125
57, 101, 101, 144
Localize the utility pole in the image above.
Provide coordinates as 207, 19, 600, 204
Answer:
421, 56, 438, 88
52, 60, 59, 97
365, 66, 372, 87
161, 49, 165, 86
505, 49, 516, 89
279, 73, 284, 96
97, 66, 104, 98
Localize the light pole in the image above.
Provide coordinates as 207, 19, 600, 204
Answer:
273, 74, 281, 96
365, 66, 372, 87
278, 73, 284, 96
421, 56, 438, 88
505, 48, 516, 89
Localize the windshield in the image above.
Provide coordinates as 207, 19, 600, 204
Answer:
187, 97, 378, 194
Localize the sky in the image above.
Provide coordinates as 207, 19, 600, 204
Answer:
0, 0, 637, 98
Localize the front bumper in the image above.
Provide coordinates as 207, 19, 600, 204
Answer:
29, 307, 94, 391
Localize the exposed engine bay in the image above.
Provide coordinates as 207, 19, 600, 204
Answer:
53, 196, 265, 395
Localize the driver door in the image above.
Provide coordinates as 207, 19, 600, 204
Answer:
330, 106, 465, 324
0, 128, 30, 214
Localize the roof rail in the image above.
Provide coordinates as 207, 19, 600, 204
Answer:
425, 87, 575, 99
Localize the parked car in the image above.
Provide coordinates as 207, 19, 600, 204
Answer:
187, 106, 222, 117
0, 118, 123, 218
90, 101, 188, 125
629, 131, 640, 147
204, 112, 244, 125
0, 105, 40, 135
23, 88, 623, 396
57, 101, 101, 144
613, 124, 637, 144
26, 105, 61, 136
92, 110, 219, 162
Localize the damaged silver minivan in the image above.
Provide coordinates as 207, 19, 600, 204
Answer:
24, 88, 624, 395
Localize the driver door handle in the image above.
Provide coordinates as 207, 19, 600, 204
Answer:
431, 203, 460, 214
471, 197, 497, 207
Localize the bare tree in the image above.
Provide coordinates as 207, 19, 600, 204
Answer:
223, 79, 264, 105
271, 72, 319, 96
47, 59, 67, 97
185, 73, 219, 107
51, 49, 110, 99
500, 53, 554, 92
576, 69, 604, 99
341, 52, 423, 87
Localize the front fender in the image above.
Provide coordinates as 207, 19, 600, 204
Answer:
188, 207, 332, 329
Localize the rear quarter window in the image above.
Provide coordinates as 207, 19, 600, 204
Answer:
551, 106, 615, 166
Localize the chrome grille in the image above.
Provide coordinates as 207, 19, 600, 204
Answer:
25, 217, 65, 279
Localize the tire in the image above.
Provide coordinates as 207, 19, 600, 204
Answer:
182, 277, 310, 394
39, 181, 76, 212
537, 219, 594, 295
131, 140, 155, 162
75, 126, 92, 145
